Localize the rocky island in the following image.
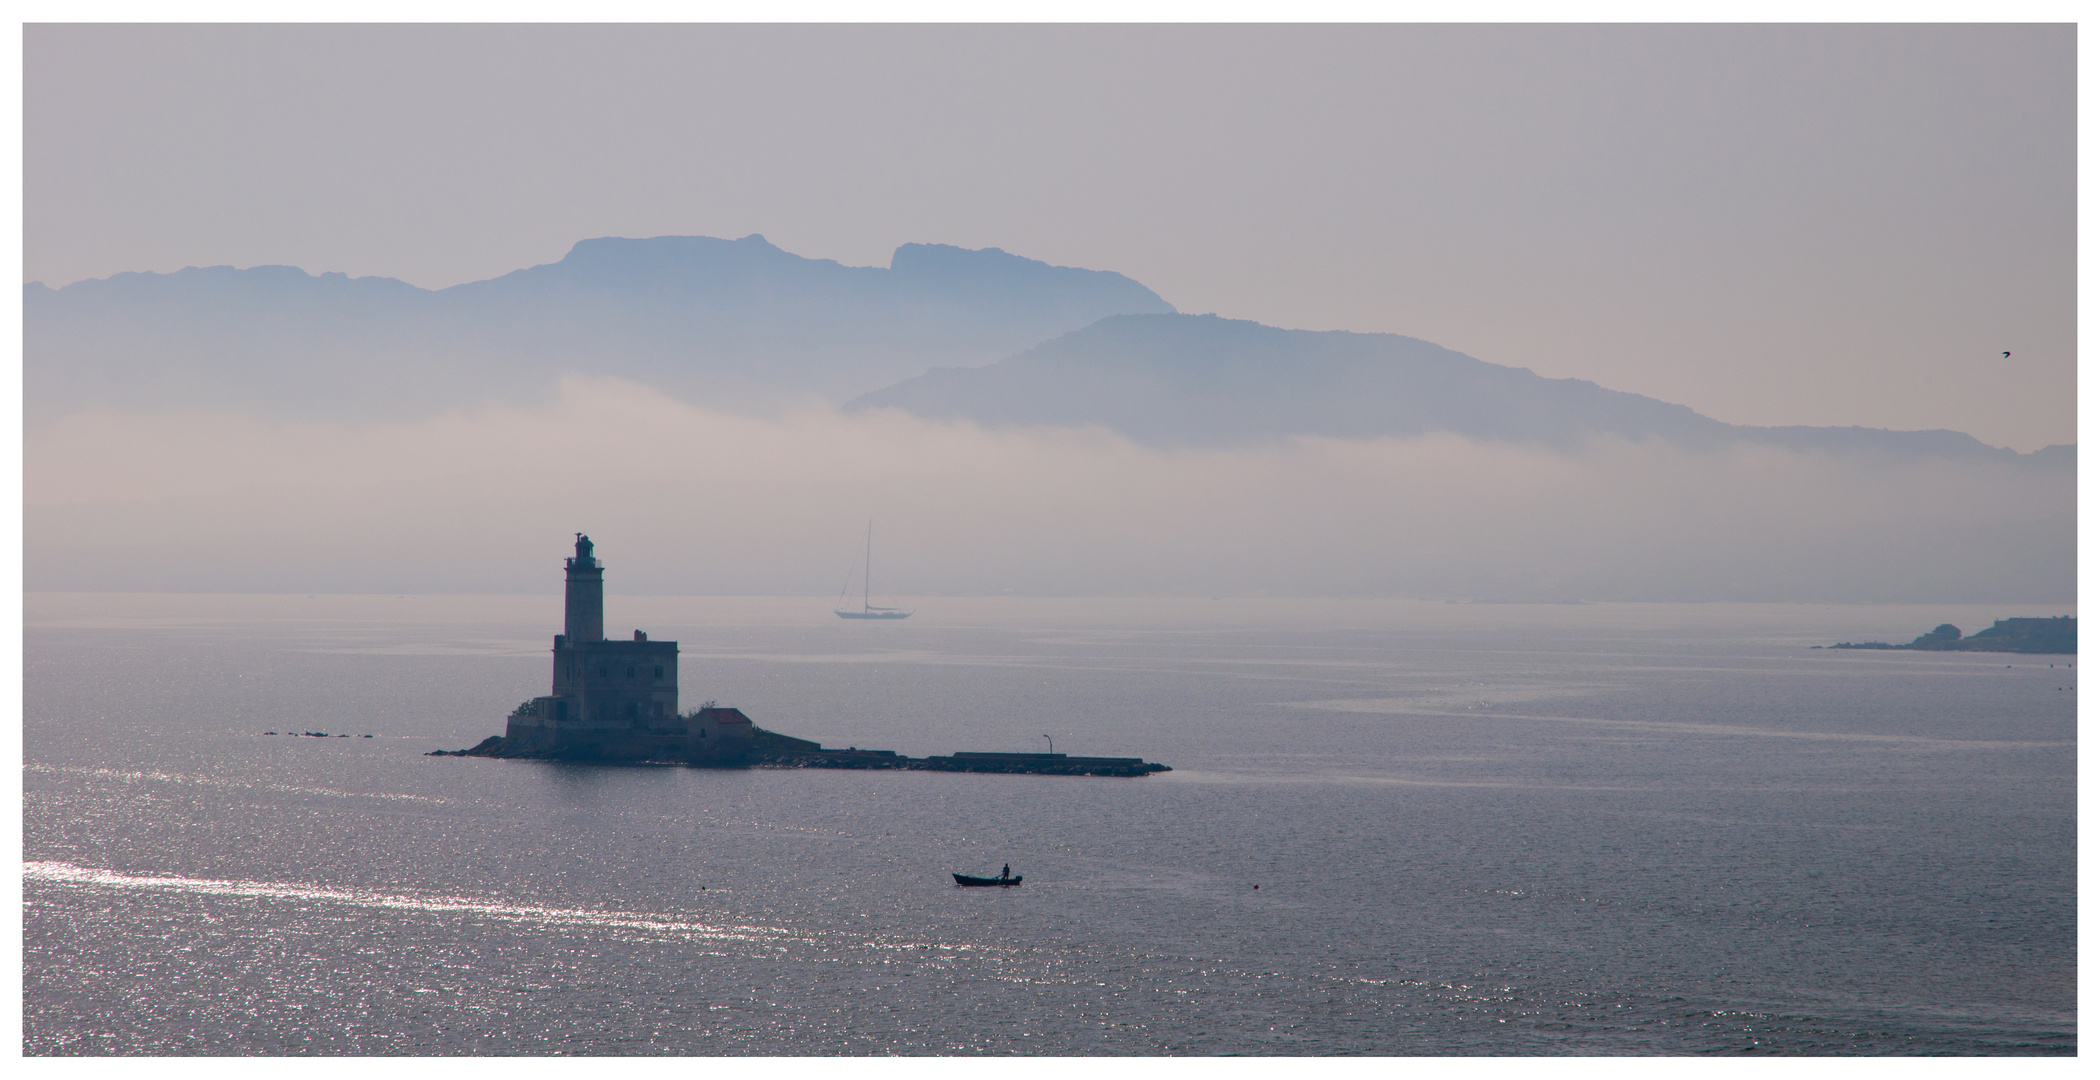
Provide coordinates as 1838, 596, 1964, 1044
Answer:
429, 535, 1169, 777
1823, 616, 2076, 654
435, 722, 1171, 777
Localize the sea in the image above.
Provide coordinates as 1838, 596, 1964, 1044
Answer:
21, 594, 2077, 1055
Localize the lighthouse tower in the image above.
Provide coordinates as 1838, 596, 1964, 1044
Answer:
564, 533, 605, 643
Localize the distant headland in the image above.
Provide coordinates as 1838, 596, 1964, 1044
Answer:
1821, 616, 2075, 654
428, 535, 1168, 777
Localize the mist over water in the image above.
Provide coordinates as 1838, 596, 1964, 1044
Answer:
22, 594, 2075, 1054
25, 379, 2072, 602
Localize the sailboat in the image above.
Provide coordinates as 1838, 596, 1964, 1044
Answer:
835, 521, 912, 620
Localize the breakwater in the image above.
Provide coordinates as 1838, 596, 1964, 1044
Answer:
763, 748, 1169, 777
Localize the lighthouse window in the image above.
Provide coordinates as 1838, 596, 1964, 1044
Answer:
598, 666, 608, 678
653, 665, 663, 678
627, 666, 636, 679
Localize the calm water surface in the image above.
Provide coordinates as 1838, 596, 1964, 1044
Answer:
22, 595, 2077, 1054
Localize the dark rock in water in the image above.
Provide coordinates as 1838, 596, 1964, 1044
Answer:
427, 735, 513, 757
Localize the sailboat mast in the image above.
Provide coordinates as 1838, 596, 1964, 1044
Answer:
864, 520, 873, 613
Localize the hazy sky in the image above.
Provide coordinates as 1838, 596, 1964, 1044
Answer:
24, 23, 2074, 450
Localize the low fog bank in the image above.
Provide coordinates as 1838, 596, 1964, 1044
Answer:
26, 379, 2072, 602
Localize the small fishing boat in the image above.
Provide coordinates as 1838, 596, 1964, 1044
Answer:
952, 872, 1022, 887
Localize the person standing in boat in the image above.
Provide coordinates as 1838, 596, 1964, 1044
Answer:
1002, 863, 1011, 881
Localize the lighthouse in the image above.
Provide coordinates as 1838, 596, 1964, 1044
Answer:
504, 535, 680, 756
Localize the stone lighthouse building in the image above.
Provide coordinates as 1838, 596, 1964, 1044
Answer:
505, 534, 681, 756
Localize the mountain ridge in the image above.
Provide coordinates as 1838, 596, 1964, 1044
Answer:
26, 241, 2066, 465
848, 313, 2066, 462
26, 234, 1176, 418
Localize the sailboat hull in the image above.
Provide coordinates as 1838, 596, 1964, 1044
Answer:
836, 610, 911, 620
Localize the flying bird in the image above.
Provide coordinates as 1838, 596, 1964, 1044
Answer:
2003, 351, 2012, 358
